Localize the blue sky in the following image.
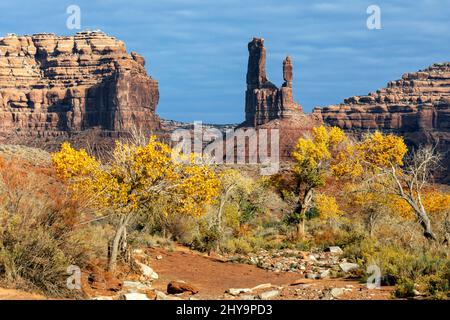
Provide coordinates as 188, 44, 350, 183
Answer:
1, 0, 449, 124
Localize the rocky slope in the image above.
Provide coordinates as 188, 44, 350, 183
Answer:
0, 31, 160, 141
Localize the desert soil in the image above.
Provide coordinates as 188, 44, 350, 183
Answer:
0, 246, 395, 300
147, 246, 394, 300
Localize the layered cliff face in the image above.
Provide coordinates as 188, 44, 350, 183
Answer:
316, 63, 450, 175
317, 63, 450, 136
0, 31, 160, 139
316, 63, 450, 180
244, 38, 304, 126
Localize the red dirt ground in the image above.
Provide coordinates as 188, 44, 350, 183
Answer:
147, 246, 394, 300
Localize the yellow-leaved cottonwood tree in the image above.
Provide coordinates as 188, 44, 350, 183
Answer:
333, 131, 442, 241
52, 136, 220, 272
291, 125, 347, 239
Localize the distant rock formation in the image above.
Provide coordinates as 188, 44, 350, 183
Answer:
244, 38, 303, 126
316, 63, 450, 180
241, 38, 450, 178
316, 63, 450, 136
0, 31, 160, 140
240, 38, 321, 160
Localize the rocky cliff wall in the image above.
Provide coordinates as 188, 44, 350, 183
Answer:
0, 31, 160, 139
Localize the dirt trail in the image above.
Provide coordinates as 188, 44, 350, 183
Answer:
147, 246, 394, 300
0, 288, 46, 300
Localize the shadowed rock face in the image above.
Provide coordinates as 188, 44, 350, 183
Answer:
0, 31, 160, 139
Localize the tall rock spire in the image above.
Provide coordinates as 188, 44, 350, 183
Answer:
283, 56, 293, 87
245, 39, 302, 126
246, 38, 267, 86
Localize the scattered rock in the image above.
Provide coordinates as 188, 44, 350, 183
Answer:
156, 255, 163, 260
167, 280, 199, 295
325, 246, 343, 254
290, 279, 309, 286
240, 295, 258, 300
121, 293, 151, 300
320, 269, 331, 279
227, 288, 252, 296
330, 288, 345, 298
135, 260, 159, 280
259, 290, 280, 300
339, 262, 359, 273
122, 281, 152, 293
305, 273, 320, 280
155, 290, 182, 300
91, 296, 114, 300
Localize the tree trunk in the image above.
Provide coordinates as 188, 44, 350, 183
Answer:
108, 215, 130, 272
295, 188, 313, 241
296, 217, 305, 240
409, 202, 437, 241
444, 213, 450, 246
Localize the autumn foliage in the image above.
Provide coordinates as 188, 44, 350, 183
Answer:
52, 136, 220, 271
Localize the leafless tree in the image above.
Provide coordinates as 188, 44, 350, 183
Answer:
385, 145, 441, 240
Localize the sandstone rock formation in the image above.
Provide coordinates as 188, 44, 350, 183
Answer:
0, 31, 160, 139
241, 38, 450, 178
316, 63, 450, 138
316, 63, 450, 179
241, 38, 321, 160
244, 38, 303, 126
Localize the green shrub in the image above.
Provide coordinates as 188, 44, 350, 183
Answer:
191, 223, 220, 253
394, 278, 416, 298
222, 238, 253, 254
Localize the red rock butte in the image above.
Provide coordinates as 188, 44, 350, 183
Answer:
240, 38, 450, 177
0, 31, 160, 140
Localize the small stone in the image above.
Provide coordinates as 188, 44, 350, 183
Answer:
135, 261, 159, 280
259, 290, 280, 300
167, 280, 199, 295
330, 288, 345, 298
320, 269, 331, 279
325, 246, 344, 254
156, 255, 163, 260
305, 273, 319, 279
290, 279, 308, 286
121, 293, 151, 300
227, 288, 252, 296
413, 289, 421, 296
91, 296, 114, 300
339, 262, 359, 273
122, 281, 152, 292
155, 290, 182, 300
240, 295, 258, 300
